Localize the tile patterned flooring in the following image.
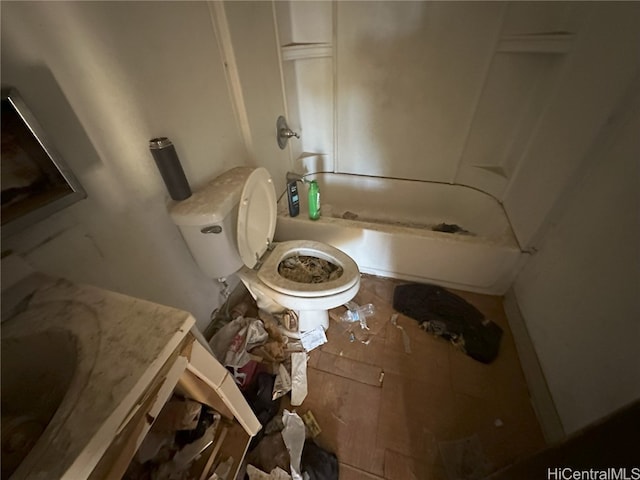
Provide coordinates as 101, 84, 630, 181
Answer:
295, 275, 546, 479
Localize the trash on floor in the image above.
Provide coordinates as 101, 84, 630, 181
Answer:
332, 301, 380, 345
208, 310, 292, 392
290, 352, 308, 406
339, 301, 375, 330
246, 464, 292, 480
272, 363, 292, 401
245, 373, 281, 436
209, 316, 268, 369
281, 410, 306, 480
299, 325, 327, 352
210, 455, 234, 480
301, 410, 322, 438
301, 440, 339, 480
152, 397, 203, 433
393, 283, 503, 363
247, 432, 290, 474
390, 313, 412, 354
123, 397, 223, 480
253, 311, 289, 363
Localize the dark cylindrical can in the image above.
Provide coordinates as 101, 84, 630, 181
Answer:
149, 137, 192, 201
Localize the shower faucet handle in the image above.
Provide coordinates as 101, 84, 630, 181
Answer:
277, 116, 299, 149
281, 128, 299, 138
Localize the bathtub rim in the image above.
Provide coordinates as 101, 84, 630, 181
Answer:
277, 171, 523, 250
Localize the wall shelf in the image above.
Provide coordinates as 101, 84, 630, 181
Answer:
281, 43, 332, 61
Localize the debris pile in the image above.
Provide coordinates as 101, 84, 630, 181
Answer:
205, 291, 340, 480
123, 398, 228, 480
278, 256, 343, 284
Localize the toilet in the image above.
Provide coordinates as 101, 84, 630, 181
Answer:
169, 166, 360, 333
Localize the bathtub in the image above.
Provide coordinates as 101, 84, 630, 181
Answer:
274, 173, 525, 295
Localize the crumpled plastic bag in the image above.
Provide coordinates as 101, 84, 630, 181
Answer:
272, 363, 292, 401
281, 410, 306, 480
209, 317, 268, 368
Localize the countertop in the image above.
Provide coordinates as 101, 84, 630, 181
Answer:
1, 274, 195, 479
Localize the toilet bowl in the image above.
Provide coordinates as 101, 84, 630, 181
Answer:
170, 166, 361, 333
240, 239, 360, 332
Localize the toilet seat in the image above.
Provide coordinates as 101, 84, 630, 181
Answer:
257, 240, 360, 298
237, 167, 277, 269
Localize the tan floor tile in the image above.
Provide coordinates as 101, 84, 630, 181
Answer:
377, 372, 457, 459
383, 314, 451, 388
339, 463, 386, 480
300, 368, 386, 477
384, 449, 448, 480
322, 319, 387, 368
315, 350, 384, 387
448, 334, 530, 402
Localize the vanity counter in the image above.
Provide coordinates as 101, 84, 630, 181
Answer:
2, 274, 259, 479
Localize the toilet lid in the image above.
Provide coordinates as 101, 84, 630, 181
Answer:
237, 167, 277, 269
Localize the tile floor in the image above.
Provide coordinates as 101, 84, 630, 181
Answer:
292, 274, 546, 479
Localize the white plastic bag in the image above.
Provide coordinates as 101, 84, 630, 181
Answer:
273, 363, 292, 400
209, 317, 268, 368
281, 410, 306, 480
290, 352, 308, 406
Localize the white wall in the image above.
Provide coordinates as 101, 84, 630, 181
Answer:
222, 1, 290, 196
281, 2, 640, 250
512, 81, 640, 434
503, 3, 640, 248
335, 2, 503, 182
1, 1, 249, 330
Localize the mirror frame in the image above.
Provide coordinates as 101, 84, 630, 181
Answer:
1, 87, 86, 237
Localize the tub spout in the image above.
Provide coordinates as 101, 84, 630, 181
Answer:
286, 172, 308, 184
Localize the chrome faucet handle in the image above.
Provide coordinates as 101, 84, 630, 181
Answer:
277, 116, 299, 149
280, 128, 300, 139
286, 171, 306, 184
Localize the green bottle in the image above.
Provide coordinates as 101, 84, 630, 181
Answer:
308, 180, 320, 220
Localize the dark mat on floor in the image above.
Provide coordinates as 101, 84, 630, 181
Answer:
392, 283, 503, 363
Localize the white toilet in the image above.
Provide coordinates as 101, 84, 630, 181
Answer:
170, 166, 360, 333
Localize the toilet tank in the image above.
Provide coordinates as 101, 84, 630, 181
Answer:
169, 167, 255, 279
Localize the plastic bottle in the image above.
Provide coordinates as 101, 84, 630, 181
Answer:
339, 302, 375, 330
308, 180, 320, 220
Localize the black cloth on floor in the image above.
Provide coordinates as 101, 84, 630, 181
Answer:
245, 373, 281, 450
393, 283, 503, 363
301, 440, 339, 480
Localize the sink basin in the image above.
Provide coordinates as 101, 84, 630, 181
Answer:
1, 330, 78, 478
0, 274, 194, 479
0, 294, 98, 480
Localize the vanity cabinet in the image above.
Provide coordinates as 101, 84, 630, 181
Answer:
0, 274, 259, 480
88, 334, 261, 480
